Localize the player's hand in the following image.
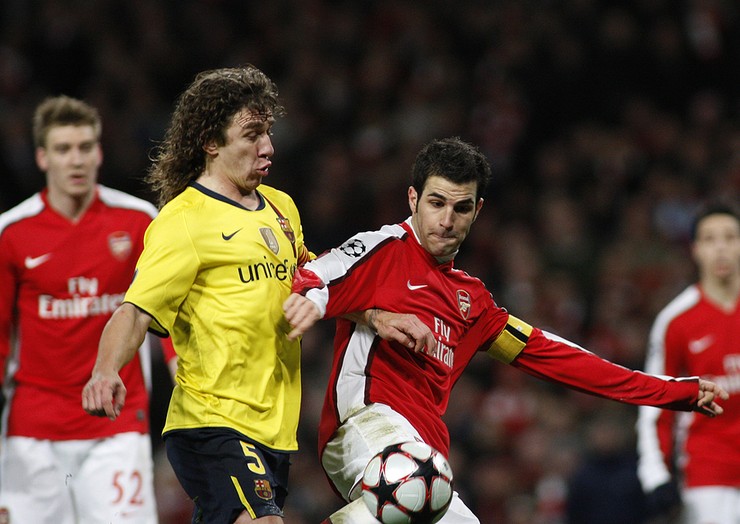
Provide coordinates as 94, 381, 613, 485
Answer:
283, 293, 322, 340
81, 372, 127, 420
694, 378, 728, 417
369, 310, 435, 353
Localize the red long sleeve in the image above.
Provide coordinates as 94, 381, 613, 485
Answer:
511, 328, 700, 411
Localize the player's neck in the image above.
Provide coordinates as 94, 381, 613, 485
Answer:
701, 274, 740, 312
196, 173, 260, 210
47, 188, 95, 222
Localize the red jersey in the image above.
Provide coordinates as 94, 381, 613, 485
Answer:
293, 219, 702, 458
0, 186, 157, 440
637, 285, 740, 489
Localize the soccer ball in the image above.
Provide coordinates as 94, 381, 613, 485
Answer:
361, 441, 454, 524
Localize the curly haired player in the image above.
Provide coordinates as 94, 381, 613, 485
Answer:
81, 65, 430, 524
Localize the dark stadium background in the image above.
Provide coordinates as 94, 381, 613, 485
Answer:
1, 1, 737, 522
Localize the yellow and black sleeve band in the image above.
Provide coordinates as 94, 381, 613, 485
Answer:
487, 314, 532, 364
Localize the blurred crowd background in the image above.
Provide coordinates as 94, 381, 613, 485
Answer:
1, 0, 738, 522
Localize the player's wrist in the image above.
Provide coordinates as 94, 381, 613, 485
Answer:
367, 309, 379, 332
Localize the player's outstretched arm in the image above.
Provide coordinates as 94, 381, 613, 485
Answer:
694, 378, 729, 417
82, 302, 151, 420
509, 327, 730, 414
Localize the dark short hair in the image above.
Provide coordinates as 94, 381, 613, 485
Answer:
411, 137, 492, 201
690, 200, 740, 241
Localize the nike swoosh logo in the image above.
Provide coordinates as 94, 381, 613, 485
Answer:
222, 228, 243, 241
688, 335, 714, 354
24, 253, 52, 269
407, 280, 428, 291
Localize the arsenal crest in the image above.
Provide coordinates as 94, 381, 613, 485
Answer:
254, 479, 273, 500
108, 232, 133, 261
457, 290, 471, 319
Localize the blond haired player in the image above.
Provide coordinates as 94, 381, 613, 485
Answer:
0, 96, 164, 523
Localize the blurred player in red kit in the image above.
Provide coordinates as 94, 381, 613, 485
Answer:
0, 96, 174, 523
283, 137, 728, 523
637, 202, 740, 524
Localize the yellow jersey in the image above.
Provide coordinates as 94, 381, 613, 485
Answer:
125, 183, 312, 451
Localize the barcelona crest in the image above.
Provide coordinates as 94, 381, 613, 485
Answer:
275, 217, 295, 245
254, 479, 273, 500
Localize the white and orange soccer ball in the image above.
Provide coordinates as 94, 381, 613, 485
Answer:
361, 441, 454, 524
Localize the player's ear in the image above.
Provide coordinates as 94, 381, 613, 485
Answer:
203, 139, 219, 156
690, 239, 702, 266
94, 143, 103, 169
35, 147, 48, 171
473, 198, 484, 221
408, 186, 418, 214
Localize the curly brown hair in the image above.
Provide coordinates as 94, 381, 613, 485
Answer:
146, 65, 285, 208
